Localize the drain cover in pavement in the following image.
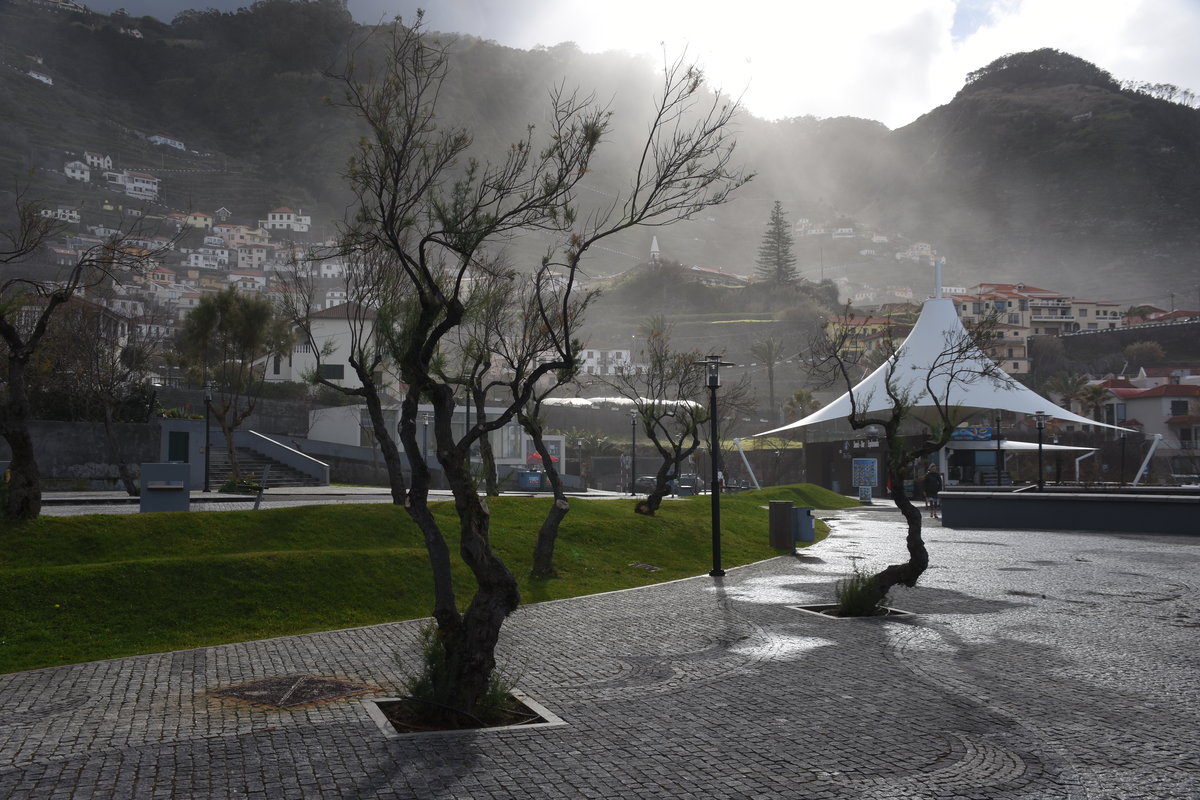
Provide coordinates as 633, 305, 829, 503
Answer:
212, 675, 373, 708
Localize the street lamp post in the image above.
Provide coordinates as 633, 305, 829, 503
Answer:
203, 383, 213, 493
697, 355, 735, 578
1120, 434, 1127, 486
421, 411, 430, 465
629, 411, 637, 495
1053, 435, 1061, 485
1035, 411, 1047, 492
994, 410, 1003, 486
577, 438, 585, 490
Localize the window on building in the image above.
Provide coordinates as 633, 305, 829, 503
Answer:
1079, 308, 1087, 316
1012, 362, 1020, 370
972, 302, 983, 314
318, 364, 345, 380
1170, 400, 1189, 416
1087, 323, 1097, 329
1008, 313, 1020, 325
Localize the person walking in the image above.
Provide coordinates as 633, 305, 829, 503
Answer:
923, 464, 943, 518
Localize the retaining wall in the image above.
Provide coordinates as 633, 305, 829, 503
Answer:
940, 490, 1200, 534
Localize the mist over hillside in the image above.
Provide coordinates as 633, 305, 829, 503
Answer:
2, 1, 1197, 307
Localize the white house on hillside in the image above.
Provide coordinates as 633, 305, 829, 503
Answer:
64, 160, 89, 181
260, 207, 312, 233
103, 170, 159, 200
148, 134, 185, 150
579, 347, 642, 376
84, 151, 113, 171
268, 303, 384, 389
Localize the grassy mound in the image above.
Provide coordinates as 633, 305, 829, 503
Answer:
0, 486, 855, 672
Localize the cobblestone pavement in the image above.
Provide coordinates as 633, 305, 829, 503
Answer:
1, 504, 1197, 798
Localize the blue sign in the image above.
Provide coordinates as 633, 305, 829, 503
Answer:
951, 426, 994, 441
851, 458, 879, 488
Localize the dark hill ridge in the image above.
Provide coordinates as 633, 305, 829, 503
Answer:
1, 3, 1196, 304
875, 49, 1200, 298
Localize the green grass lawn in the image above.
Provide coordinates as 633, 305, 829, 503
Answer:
0, 485, 856, 673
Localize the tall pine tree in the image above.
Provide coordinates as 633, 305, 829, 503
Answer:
755, 200, 797, 284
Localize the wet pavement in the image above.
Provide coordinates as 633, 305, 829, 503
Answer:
1, 502, 1197, 798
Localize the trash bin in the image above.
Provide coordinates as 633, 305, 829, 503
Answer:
793, 507, 816, 543
769, 500, 795, 550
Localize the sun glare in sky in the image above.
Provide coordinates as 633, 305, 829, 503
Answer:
84, 0, 1200, 129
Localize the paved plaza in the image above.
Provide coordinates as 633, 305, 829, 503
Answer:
2, 501, 1197, 798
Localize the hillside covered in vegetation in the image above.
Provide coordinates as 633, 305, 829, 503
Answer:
2, 2, 1198, 303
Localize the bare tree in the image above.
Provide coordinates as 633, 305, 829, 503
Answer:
603, 316, 708, 515
437, 260, 528, 498
809, 307, 1007, 606
495, 271, 598, 577
32, 293, 165, 495
0, 185, 168, 519
335, 14, 749, 717
281, 242, 411, 502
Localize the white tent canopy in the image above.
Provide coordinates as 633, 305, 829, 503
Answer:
756, 297, 1131, 437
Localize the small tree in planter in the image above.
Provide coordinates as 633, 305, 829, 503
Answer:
809, 303, 1006, 608
335, 15, 749, 719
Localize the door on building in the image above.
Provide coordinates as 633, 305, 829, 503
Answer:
168, 431, 189, 462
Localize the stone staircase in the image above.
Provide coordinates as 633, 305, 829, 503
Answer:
206, 445, 324, 489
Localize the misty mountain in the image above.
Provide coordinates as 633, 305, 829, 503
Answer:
2, 2, 1197, 303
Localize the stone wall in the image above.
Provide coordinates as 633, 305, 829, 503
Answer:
0, 421, 160, 490
154, 387, 312, 437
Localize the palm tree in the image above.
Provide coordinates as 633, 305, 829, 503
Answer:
1078, 384, 1112, 426
750, 337, 787, 424
1122, 305, 1157, 325
1042, 372, 1087, 413
782, 388, 819, 483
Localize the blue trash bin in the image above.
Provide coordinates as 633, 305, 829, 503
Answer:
793, 507, 816, 543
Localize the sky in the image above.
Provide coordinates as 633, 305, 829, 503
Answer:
86, 0, 1200, 129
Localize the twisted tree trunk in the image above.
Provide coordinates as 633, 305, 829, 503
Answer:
524, 412, 571, 579
2, 360, 41, 520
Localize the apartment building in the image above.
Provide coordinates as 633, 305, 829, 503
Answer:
952, 282, 1122, 375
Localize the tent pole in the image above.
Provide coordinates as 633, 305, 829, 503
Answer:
734, 438, 760, 490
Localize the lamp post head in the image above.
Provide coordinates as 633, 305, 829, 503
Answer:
695, 354, 736, 388
1035, 411, 1047, 430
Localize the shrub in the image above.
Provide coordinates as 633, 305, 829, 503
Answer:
395, 622, 519, 728
835, 563, 886, 617
218, 479, 260, 494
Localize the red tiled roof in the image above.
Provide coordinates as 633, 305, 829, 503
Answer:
1139, 366, 1200, 377
1129, 384, 1200, 398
